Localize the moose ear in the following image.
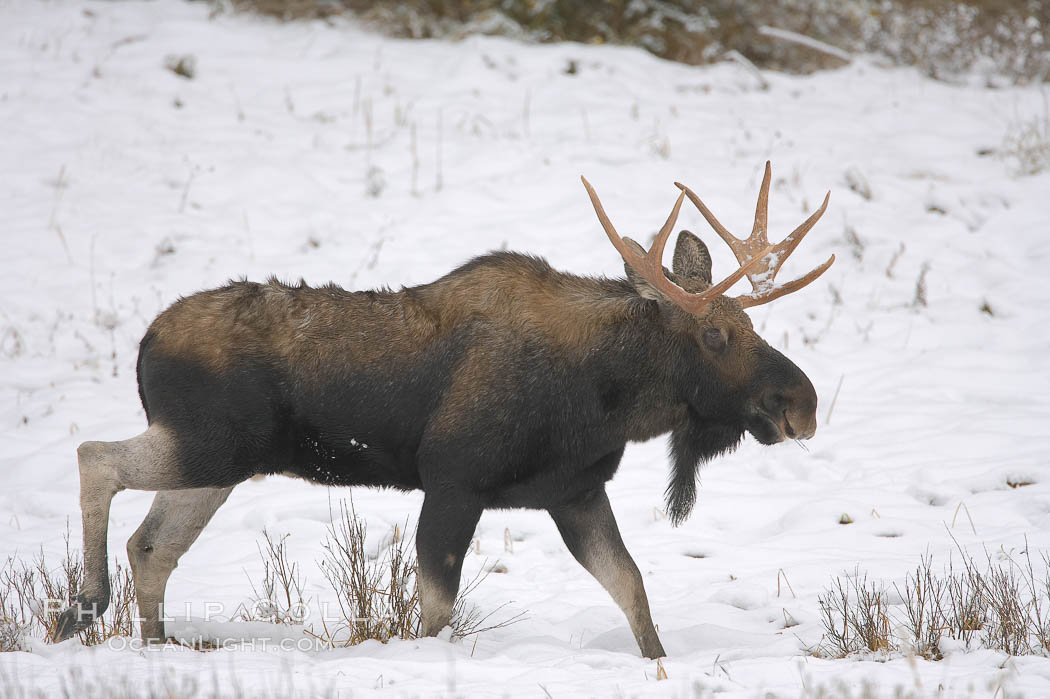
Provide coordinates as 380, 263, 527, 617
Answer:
672, 230, 713, 288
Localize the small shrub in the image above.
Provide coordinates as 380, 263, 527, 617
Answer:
843, 167, 872, 201
1001, 111, 1050, 176
313, 500, 419, 645
0, 563, 30, 652
0, 530, 136, 649
944, 556, 987, 648
0, 618, 28, 652
237, 530, 308, 625
819, 544, 1050, 659
1026, 551, 1050, 654
246, 499, 523, 648
164, 54, 197, 80
817, 569, 892, 657
981, 554, 1033, 655
894, 554, 946, 659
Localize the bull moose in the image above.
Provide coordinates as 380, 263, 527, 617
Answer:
54, 162, 834, 659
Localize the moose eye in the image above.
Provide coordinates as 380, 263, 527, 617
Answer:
702, 327, 727, 352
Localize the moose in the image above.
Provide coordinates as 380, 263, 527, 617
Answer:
54, 162, 833, 659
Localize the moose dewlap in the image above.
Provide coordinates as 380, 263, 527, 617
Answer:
56, 162, 833, 659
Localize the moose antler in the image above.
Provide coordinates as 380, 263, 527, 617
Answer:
674, 161, 835, 308
581, 177, 768, 316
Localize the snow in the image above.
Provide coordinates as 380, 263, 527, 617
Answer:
2, 1, 1050, 696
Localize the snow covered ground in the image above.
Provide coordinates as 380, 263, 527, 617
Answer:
2, 1, 1050, 696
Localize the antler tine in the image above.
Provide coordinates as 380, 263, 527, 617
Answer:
581, 176, 686, 300
765, 191, 830, 271
580, 176, 646, 271
673, 181, 745, 259
738, 253, 835, 308
581, 177, 682, 286
581, 177, 769, 316
676, 163, 835, 308
646, 188, 686, 275
751, 161, 771, 244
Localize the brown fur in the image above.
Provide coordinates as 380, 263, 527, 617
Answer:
151, 257, 643, 374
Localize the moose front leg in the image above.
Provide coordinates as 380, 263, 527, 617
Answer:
549, 487, 666, 659
416, 491, 483, 637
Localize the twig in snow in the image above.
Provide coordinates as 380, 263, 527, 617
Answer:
844, 167, 872, 200
410, 122, 420, 197
757, 26, 853, 64
364, 97, 373, 169
435, 109, 443, 192
522, 88, 530, 138
844, 225, 865, 261
724, 50, 768, 90
242, 211, 255, 260
913, 262, 930, 308
351, 75, 361, 137
89, 233, 99, 321
778, 569, 797, 599
178, 160, 202, 213
48, 165, 73, 264
951, 502, 977, 536
825, 375, 844, 426
886, 243, 905, 278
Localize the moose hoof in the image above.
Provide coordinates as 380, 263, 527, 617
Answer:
51, 607, 90, 642
51, 598, 105, 642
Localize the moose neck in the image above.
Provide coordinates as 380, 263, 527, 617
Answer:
413, 251, 738, 446
653, 306, 748, 525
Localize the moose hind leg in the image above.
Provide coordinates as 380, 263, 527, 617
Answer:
52, 424, 191, 642
549, 487, 666, 659
127, 486, 234, 642
416, 493, 483, 637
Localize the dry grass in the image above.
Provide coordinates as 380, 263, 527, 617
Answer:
818, 542, 1050, 659
912, 262, 930, 308
1001, 105, 1050, 176
0, 529, 136, 650
943, 555, 987, 649
894, 554, 947, 659
0, 572, 29, 652
817, 569, 892, 657
312, 501, 421, 645
243, 498, 524, 648
237, 530, 309, 625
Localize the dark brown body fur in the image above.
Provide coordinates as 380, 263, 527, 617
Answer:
139, 253, 705, 506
